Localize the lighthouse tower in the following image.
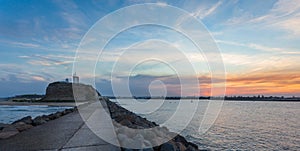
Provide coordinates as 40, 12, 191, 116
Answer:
73, 72, 79, 83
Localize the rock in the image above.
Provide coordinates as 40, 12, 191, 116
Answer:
32, 116, 47, 126
13, 122, 34, 132
0, 123, 9, 130
41, 115, 50, 121
64, 108, 73, 114
12, 116, 32, 125
0, 125, 19, 139
174, 135, 189, 147
121, 138, 135, 148
132, 134, 144, 148
119, 119, 132, 127
187, 142, 198, 150
54, 112, 62, 118
48, 113, 57, 120
143, 140, 153, 149
154, 127, 165, 138
117, 127, 136, 138
104, 99, 200, 151
141, 130, 157, 141
41, 82, 99, 102
175, 142, 187, 151
185, 145, 197, 151
117, 133, 128, 142
142, 147, 154, 151
160, 142, 176, 151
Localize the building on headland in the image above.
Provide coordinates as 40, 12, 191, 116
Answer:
72, 73, 79, 83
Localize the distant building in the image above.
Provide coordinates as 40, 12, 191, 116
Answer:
73, 73, 79, 83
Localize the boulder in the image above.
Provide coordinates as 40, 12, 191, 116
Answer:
132, 134, 144, 148
143, 140, 153, 149
175, 142, 187, 151
185, 145, 198, 151
0, 123, 9, 130
13, 122, 33, 132
173, 135, 189, 147
41, 115, 50, 121
0, 125, 19, 139
160, 142, 176, 151
32, 116, 47, 126
12, 116, 33, 125
119, 119, 133, 127
141, 130, 157, 141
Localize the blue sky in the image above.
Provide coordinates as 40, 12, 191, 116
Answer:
0, 0, 300, 97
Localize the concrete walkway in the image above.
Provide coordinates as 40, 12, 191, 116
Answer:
0, 102, 121, 151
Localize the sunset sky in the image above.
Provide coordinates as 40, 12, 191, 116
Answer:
0, 0, 300, 97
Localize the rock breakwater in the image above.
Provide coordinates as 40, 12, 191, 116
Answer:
104, 98, 199, 151
0, 107, 76, 139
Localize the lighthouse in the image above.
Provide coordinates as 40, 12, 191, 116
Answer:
73, 73, 79, 83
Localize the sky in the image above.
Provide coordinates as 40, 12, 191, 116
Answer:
0, 0, 300, 97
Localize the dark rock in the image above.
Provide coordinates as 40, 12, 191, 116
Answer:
175, 142, 187, 151
13, 122, 34, 132
54, 112, 62, 119
119, 119, 132, 127
143, 147, 154, 151
185, 145, 198, 151
12, 116, 33, 125
160, 142, 176, 151
187, 142, 198, 150
0, 123, 9, 130
0, 125, 19, 139
48, 113, 57, 120
32, 116, 47, 126
65, 108, 73, 114
41, 115, 50, 121
174, 135, 189, 147
41, 82, 99, 102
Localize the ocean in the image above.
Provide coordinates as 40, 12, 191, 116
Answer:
112, 99, 300, 150
0, 105, 72, 124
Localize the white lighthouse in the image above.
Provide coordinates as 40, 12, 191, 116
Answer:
73, 72, 79, 83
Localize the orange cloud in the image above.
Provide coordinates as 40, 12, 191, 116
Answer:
197, 71, 300, 96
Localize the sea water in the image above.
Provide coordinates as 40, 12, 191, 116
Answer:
0, 105, 72, 124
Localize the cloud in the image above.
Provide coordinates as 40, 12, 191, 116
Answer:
156, 2, 168, 7
0, 39, 41, 48
216, 40, 300, 54
225, 0, 300, 36
0, 63, 51, 83
31, 75, 47, 82
94, 69, 300, 97
191, 1, 222, 19
225, 72, 300, 96
19, 54, 75, 67
175, 1, 222, 29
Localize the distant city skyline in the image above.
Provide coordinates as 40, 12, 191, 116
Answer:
0, 0, 300, 97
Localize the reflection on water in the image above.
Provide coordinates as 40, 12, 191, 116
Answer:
112, 99, 300, 150
0, 105, 72, 124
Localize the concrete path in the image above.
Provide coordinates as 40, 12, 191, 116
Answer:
0, 102, 121, 151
